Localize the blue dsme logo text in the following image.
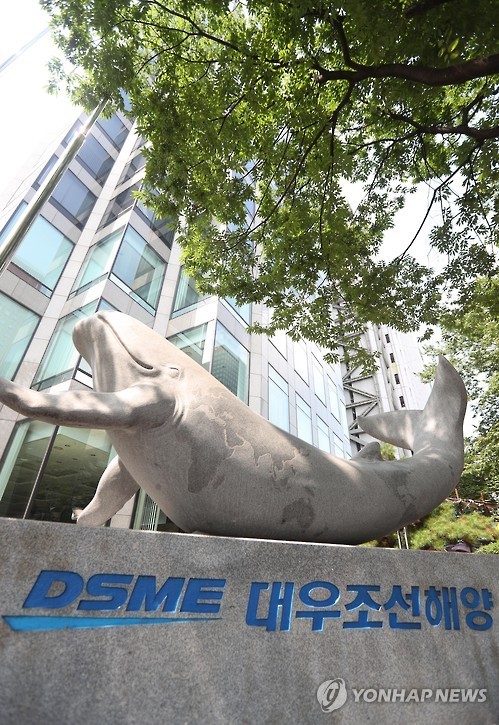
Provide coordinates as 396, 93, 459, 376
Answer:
3, 570, 226, 632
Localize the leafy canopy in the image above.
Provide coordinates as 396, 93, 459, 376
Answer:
42, 0, 498, 365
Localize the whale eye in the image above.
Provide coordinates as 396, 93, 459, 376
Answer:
165, 365, 180, 379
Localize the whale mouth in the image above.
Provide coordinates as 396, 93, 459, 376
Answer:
97, 314, 154, 370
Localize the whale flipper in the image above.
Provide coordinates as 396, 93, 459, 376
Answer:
0, 377, 168, 429
77, 457, 140, 526
357, 410, 421, 451
351, 441, 383, 461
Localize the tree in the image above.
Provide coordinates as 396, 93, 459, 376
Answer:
407, 501, 498, 551
421, 276, 499, 500
43, 0, 498, 366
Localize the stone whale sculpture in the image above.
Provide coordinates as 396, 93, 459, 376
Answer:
0, 311, 467, 544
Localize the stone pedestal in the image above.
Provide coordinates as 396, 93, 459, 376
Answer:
0, 519, 497, 724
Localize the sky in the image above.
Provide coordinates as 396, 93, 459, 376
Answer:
0, 0, 78, 205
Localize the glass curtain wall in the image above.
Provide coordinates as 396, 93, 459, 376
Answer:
212, 324, 249, 402
168, 324, 208, 367
268, 366, 290, 432
0, 420, 114, 522
0, 293, 40, 379
11, 216, 74, 296
71, 226, 166, 313
32, 300, 103, 390
296, 394, 313, 444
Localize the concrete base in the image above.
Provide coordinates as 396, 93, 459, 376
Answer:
0, 518, 498, 724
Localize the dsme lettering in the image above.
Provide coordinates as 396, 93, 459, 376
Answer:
23, 570, 226, 614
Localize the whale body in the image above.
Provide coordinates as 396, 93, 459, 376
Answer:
0, 311, 467, 544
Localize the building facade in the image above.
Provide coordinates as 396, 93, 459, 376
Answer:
342, 326, 430, 455
0, 109, 354, 531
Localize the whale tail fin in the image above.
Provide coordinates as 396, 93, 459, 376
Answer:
357, 356, 467, 455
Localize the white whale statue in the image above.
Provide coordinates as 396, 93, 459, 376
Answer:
0, 311, 467, 544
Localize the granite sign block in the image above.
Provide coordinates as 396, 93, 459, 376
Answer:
0, 518, 497, 724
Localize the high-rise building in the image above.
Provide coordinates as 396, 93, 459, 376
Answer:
342, 325, 430, 455
0, 109, 353, 531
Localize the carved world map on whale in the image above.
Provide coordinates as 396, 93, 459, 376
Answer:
0, 312, 467, 544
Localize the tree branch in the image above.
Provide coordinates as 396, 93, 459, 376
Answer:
404, 0, 457, 17
381, 107, 499, 141
316, 53, 499, 87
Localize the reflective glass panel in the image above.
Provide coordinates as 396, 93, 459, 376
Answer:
33, 300, 99, 389
317, 417, 330, 453
11, 215, 73, 295
268, 366, 289, 432
118, 152, 146, 185
223, 297, 251, 325
50, 171, 97, 228
327, 376, 341, 421
312, 355, 326, 403
0, 293, 40, 379
99, 183, 140, 229
96, 114, 129, 150
173, 269, 205, 312
71, 228, 123, 295
212, 324, 249, 402
111, 226, 166, 311
333, 433, 344, 457
296, 394, 313, 444
168, 324, 207, 367
76, 135, 114, 184
0, 421, 114, 522
0, 201, 27, 239
294, 341, 308, 382
270, 329, 287, 358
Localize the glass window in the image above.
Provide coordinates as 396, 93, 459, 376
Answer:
33, 155, 58, 189
72, 226, 166, 313
333, 433, 344, 458
50, 170, 97, 229
317, 417, 330, 453
294, 341, 308, 382
270, 329, 287, 358
71, 228, 123, 296
222, 297, 251, 325
0, 293, 40, 379
173, 269, 207, 312
96, 114, 130, 150
339, 400, 348, 432
327, 376, 341, 421
0, 201, 27, 240
0, 420, 114, 522
10, 215, 73, 296
135, 198, 175, 248
99, 183, 140, 229
118, 152, 146, 185
76, 135, 114, 184
168, 324, 208, 367
212, 324, 249, 402
111, 226, 166, 312
33, 300, 99, 390
268, 366, 289, 432
61, 119, 84, 147
296, 394, 313, 444
312, 355, 326, 404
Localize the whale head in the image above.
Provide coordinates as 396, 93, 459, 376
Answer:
73, 311, 192, 392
